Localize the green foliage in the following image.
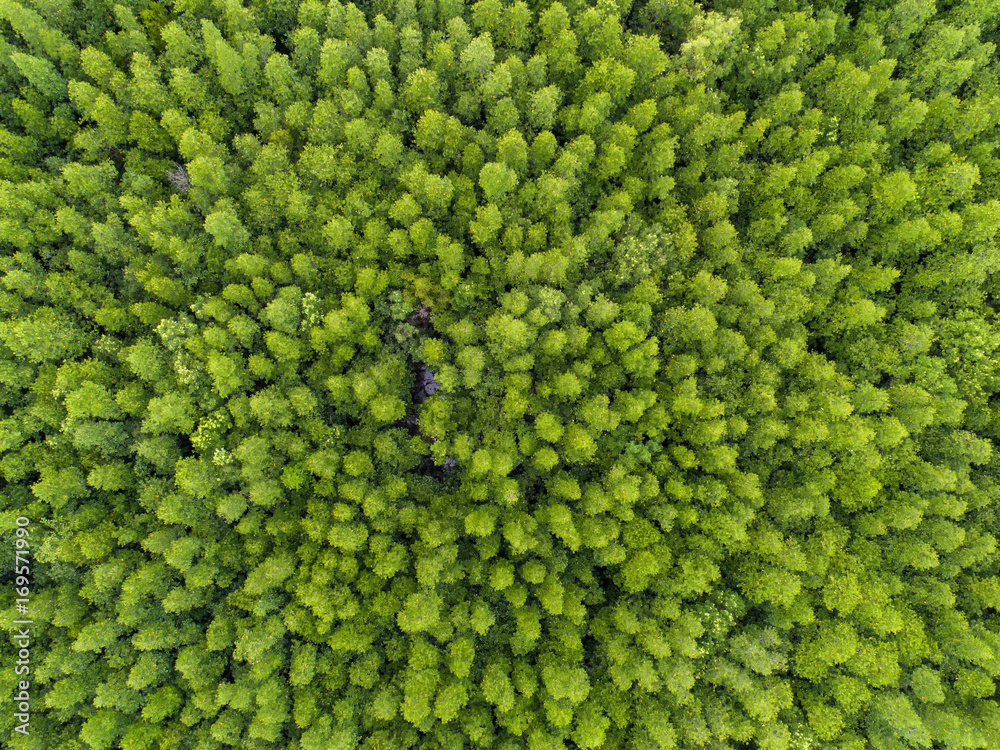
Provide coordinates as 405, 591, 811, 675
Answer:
2, 1, 1000, 749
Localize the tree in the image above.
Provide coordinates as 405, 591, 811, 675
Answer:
10, 50, 67, 100
482, 660, 516, 713
479, 161, 518, 202
4, 2, 1000, 748
0, 306, 85, 362
402, 67, 442, 114
205, 200, 250, 251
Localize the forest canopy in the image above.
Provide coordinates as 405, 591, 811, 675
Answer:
1, 0, 1000, 748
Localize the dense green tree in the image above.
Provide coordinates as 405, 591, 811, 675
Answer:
3, 1, 1000, 749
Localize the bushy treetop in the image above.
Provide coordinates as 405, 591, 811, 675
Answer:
2, 0, 1000, 749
